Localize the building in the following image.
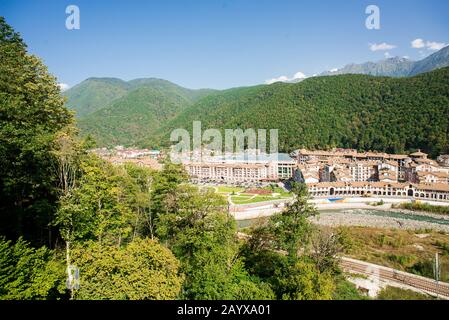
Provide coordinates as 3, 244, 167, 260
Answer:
415, 171, 449, 184
90, 147, 162, 170
348, 161, 378, 182
295, 148, 409, 166
184, 153, 296, 183
294, 148, 449, 202
405, 153, 449, 184
307, 182, 449, 201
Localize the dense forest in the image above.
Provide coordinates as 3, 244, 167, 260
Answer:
70, 62, 449, 157
148, 68, 449, 157
0, 17, 362, 301
66, 78, 215, 146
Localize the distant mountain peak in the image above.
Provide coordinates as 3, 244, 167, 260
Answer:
385, 56, 413, 63
316, 45, 448, 78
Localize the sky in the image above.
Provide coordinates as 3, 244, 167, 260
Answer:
1, 0, 448, 90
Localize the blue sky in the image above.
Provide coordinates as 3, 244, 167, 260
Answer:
1, 0, 448, 89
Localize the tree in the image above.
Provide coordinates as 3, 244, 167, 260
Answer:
0, 17, 73, 245
123, 164, 156, 240
263, 183, 318, 259
276, 260, 335, 300
150, 176, 274, 300
52, 127, 83, 299
55, 155, 139, 246
240, 183, 341, 300
0, 237, 66, 300
150, 162, 188, 216
310, 228, 346, 273
71, 238, 184, 300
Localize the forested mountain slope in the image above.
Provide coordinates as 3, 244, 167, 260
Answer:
64, 77, 130, 117
148, 67, 449, 156
68, 78, 216, 146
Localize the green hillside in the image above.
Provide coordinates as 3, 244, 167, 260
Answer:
78, 87, 189, 147
146, 67, 449, 156
65, 76, 216, 146
64, 77, 130, 117
65, 77, 216, 119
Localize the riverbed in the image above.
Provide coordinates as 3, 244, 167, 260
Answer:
237, 208, 449, 232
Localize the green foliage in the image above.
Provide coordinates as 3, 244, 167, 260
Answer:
69, 78, 216, 146
0, 17, 74, 245
71, 238, 183, 300
64, 78, 130, 117
0, 237, 66, 300
333, 277, 367, 300
396, 202, 449, 215
275, 260, 335, 300
377, 286, 434, 300
240, 184, 342, 300
152, 68, 449, 157
55, 155, 147, 245
268, 183, 317, 258
149, 170, 275, 300
387, 254, 417, 266
150, 162, 188, 235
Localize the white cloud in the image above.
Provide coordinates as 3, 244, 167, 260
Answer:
369, 42, 397, 51
329, 68, 339, 73
411, 38, 425, 49
411, 38, 447, 51
293, 71, 306, 80
426, 41, 447, 51
265, 76, 289, 85
58, 83, 70, 92
384, 52, 391, 58
265, 71, 307, 84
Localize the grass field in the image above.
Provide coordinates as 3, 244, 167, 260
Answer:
209, 184, 294, 205
337, 226, 449, 282
393, 202, 449, 215
216, 186, 245, 194
377, 286, 436, 300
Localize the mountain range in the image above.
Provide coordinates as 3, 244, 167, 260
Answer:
319, 45, 449, 78
66, 78, 215, 146
63, 46, 449, 156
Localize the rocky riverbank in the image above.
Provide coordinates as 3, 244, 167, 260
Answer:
310, 209, 449, 232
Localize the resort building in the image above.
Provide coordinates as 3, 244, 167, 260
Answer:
348, 161, 378, 182
307, 182, 449, 202
295, 148, 449, 202
295, 148, 409, 166
184, 153, 296, 183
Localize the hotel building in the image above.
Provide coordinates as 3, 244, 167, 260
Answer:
184, 153, 296, 183
295, 148, 449, 202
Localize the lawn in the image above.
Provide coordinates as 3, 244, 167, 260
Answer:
216, 186, 245, 194
206, 184, 294, 205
